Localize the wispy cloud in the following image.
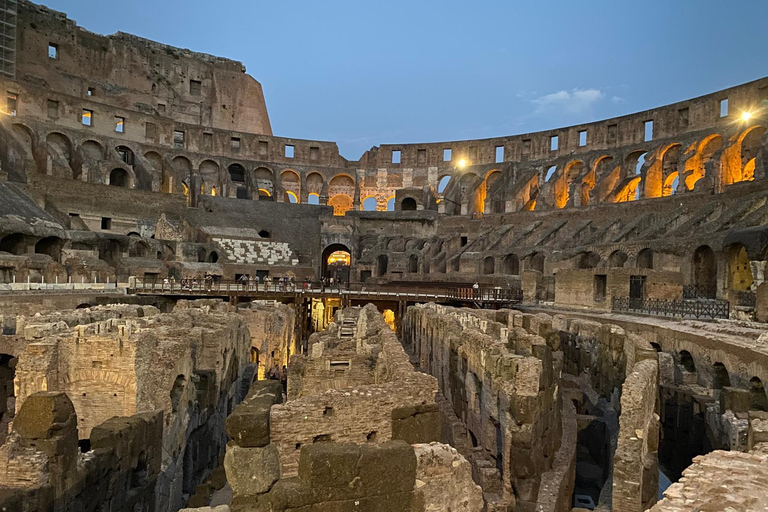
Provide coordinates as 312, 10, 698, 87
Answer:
531, 88, 606, 114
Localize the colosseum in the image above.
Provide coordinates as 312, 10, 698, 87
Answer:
0, 1, 767, 511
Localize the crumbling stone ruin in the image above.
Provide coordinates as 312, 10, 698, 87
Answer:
0, 301, 296, 511
0, 0, 767, 510
221, 305, 483, 512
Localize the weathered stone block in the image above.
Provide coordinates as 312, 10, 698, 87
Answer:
391, 404, 441, 444
226, 380, 283, 448
748, 410, 768, 450
720, 387, 751, 414
14, 391, 76, 440
224, 442, 280, 496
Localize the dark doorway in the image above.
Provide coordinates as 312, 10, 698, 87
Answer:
401, 197, 417, 211
629, 275, 646, 308
693, 245, 717, 297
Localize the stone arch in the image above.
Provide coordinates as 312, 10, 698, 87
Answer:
128, 240, 150, 258
594, 156, 620, 203
115, 145, 135, 167
482, 169, 503, 213
679, 350, 696, 373
725, 243, 753, 291
646, 143, 681, 198
637, 248, 654, 269
503, 254, 519, 275
608, 250, 628, 268
712, 362, 731, 389
322, 244, 352, 281
329, 174, 355, 197
172, 155, 192, 173
437, 175, 451, 194
35, 236, 62, 263
254, 167, 275, 198
687, 134, 723, 191
199, 160, 220, 195
401, 197, 417, 211
61, 370, 137, 438
693, 245, 717, 292
197, 247, 207, 263
306, 172, 324, 196
362, 196, 378, 211
228, 163, 246, 183
483, 256, 495, 275
528, 252, 545, 273
46, 132, 72, 162
328, 194, 353, 216
12, 123, 35, 152
0, 233, 25, 255
555, 160, 585, 208
544, 165, 557, 182
109, 168, 131, 188
281, 169, 301, 202
207, 251, 219, 264
80, 140, 103, 160
577, 251, 600, 269
749, 377, 768, 411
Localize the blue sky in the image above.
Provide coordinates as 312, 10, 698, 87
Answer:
47, 0, 768, 160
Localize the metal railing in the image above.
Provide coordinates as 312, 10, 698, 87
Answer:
682, 285, 717, 300
447, 287, 523, 302
129, 278, 521, 304
733, 290, 756, 308
612, 296, 730, 319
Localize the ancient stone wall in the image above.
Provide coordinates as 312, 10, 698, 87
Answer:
218, 307, 481, 512
403, 303, 565, 511
0, 391, 163, 512
239, 302, 297, 380
0, 300, 295, 512
650, 443, 768, 511
272, 304, 437, 477
612, 358, 660, 512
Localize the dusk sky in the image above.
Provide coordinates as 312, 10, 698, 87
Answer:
47, 0, 768, 160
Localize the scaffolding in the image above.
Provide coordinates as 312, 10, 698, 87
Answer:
0, 0, 16, 78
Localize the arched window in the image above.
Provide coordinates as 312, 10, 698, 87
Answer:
637, 248, 653, 269
608, 250, 628, 268
401, 197, 417, 211
362, 197, 378, 211
503, 254, 519, 275
437, 176, 451, 194
109, 168, 129, 187
483, 256, 494, 275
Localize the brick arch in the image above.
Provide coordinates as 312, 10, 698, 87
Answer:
61, 369, 137, 438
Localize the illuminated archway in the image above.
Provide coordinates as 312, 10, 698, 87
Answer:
329, 194, 353, 216
321, 244, 352, 282
726, 243, 753, 291
362, 196, 377, 211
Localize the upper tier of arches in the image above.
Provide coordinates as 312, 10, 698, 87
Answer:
3, 77, 767, 216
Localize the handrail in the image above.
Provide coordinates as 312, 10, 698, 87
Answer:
612, 296, 729, 319
128, 278, 522, 304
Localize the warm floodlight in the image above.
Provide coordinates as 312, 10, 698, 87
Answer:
741, 111, 753, 122
457, 159, 467, 168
